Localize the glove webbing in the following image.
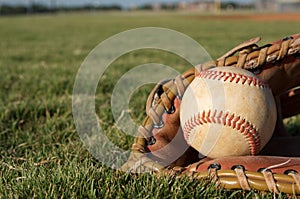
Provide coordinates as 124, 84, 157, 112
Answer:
135, 68, 195, 147
215, 35, 300, 71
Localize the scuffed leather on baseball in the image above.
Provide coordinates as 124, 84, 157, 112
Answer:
180, 67, 277, 158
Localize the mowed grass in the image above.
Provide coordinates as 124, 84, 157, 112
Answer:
0, 12, 300, 198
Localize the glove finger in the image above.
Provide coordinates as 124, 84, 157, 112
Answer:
180, 156, 300, 195
185, 155, 300, 175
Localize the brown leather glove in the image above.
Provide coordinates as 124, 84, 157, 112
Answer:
121, 34, 300, 194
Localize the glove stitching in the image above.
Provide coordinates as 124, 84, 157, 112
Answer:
261, 169, 280, 194
289, 173, 300, 194
233, 167, 251, 191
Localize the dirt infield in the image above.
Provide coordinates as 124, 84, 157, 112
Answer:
192, 13, 300, 21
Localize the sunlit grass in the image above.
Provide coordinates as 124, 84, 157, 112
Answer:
0, 11, 299, 198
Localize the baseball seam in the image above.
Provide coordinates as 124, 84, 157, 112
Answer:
197, 70, 268, 89
183, 110, 260, 155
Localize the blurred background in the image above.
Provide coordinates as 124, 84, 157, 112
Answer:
0, 0, 299, 15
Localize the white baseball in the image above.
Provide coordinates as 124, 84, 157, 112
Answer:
180, 66, 277, 158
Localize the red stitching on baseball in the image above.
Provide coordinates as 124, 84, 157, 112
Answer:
183, 110, 260, 155
196, 70, 268, 89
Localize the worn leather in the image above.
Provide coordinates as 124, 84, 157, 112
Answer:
121, 34, 300, 194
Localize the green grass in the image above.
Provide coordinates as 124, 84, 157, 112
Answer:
0, 11, 300, 198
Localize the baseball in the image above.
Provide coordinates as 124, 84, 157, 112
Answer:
180, 66, 277, 159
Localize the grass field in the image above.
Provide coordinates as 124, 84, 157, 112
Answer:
1, 11, 300, 198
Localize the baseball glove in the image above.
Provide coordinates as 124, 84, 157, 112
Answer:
121, 33, 300, 195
